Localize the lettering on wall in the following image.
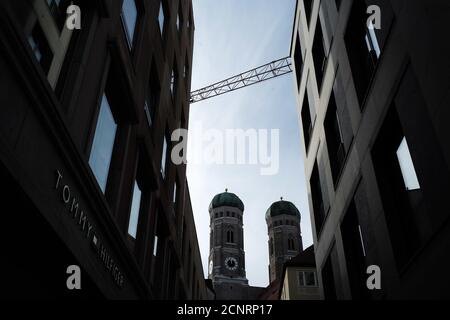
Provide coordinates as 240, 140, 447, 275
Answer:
55, 170, 124, 288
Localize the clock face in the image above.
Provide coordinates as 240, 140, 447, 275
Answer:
225, 257, 238, 271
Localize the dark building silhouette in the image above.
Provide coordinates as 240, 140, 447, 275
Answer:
291, 0, 450, 299
208, 190, 264, 300
266, 199, 303, 283
0, 0, 207, 299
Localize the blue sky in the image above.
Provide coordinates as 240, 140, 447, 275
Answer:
187, 0, 312, 288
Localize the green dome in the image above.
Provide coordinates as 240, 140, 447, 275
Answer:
209, 191, 244, 211
265, 199, 300, 220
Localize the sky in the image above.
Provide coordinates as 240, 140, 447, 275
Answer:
187, 0, 313, 288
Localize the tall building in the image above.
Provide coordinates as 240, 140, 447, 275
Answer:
265, 199, 303, 283
0, 0, 207, 299
291, 0, 450, 299
208, 190, 264, 300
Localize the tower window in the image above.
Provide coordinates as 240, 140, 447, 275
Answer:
269, 238, 274, 256
226, 230, 234, 243
288, 237, 295, 251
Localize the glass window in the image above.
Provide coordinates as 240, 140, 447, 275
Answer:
366, 22, 381, 58
158, 2, 165, 35
294, 35, 303, 90
324, 90, 347, 185
89, 95, 117, 192
153, 236, 159, 256
299, 271, 317, 287
312, 19, 326, 87
161, 135, 168, 178
122, 0, 137, 47
305, 271, 317, 286
396, 137, 421, 191
128, 181, 142, 238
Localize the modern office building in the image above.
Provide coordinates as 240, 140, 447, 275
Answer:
0, 0, 207, 299
291, 0, 450, 299
265, 199, 303, 284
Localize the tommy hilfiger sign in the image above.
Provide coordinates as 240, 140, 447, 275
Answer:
55, 170, 124, 288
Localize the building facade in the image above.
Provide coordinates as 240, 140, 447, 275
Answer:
279, 246, 320, 300
0, 0, 207, 299
208, 191, 264, 300
266, 199, 303, 284
291, 0, 450, 299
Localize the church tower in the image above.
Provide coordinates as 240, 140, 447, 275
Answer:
208, 190, 248, 300
266, 198, 303, 283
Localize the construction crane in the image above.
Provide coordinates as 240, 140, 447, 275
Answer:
190, 56, 293, 104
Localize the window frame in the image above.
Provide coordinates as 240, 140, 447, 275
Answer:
298, 270, 318, 288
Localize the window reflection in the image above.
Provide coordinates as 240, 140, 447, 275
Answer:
396, 137, 421, 191
128, 180, 142, 238
89, 95, 117, 192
